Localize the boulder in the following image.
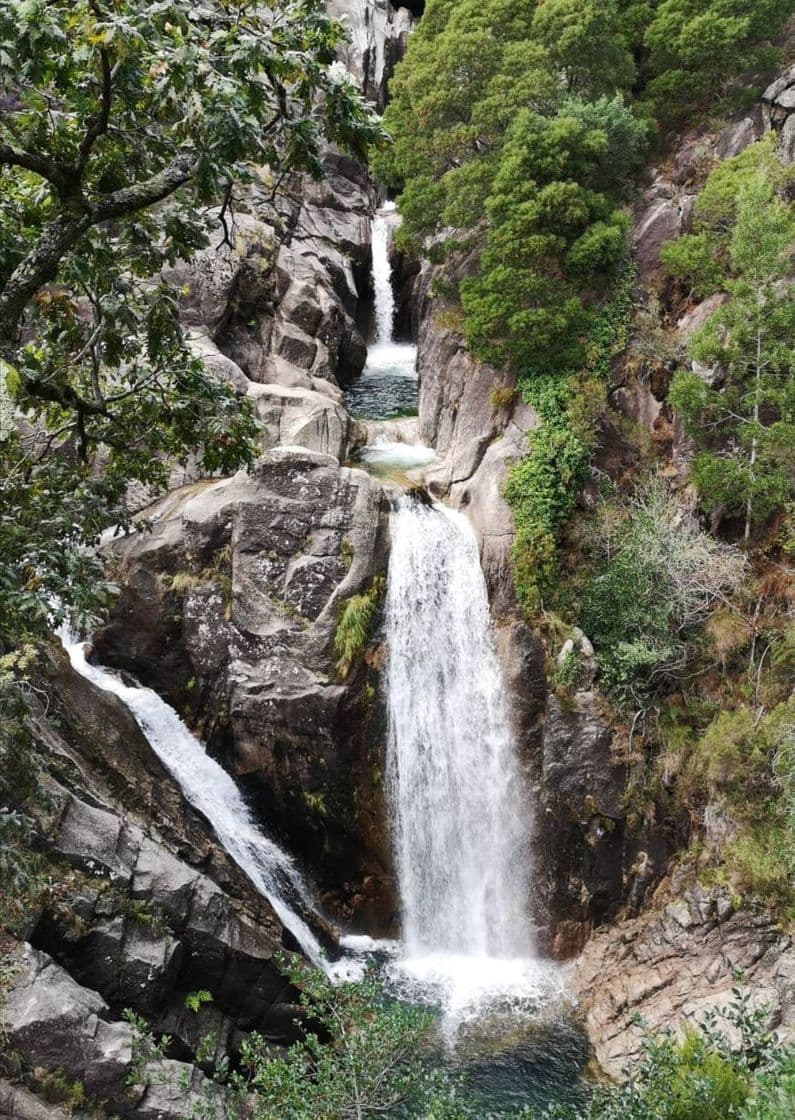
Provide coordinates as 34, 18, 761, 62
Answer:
0, 1081, 71, 1120
93, 450, 394, 929
633, 181, 695, 284
568, 881, 795, 1078
1, 944, 227, 1120
247, 382, 352, 461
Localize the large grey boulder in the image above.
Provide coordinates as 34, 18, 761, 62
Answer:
93, 449, 394, 929
1, 945, 227, 1120
248, 382, 352, 461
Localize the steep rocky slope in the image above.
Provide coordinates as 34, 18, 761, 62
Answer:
401, 48, 795, 1050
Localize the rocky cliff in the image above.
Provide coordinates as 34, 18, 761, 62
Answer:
1, 5, 415, 1116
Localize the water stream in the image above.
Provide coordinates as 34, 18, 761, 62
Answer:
381, 499, 560, 1028
344, 202, 419, 421
61, 633, 329, 970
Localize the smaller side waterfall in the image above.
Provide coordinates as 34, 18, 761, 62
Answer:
62, 635, 328, 968
385, 499, 533, 961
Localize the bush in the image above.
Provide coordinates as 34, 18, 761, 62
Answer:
579, 484, 747, 704
333, 578, 384, 679
543, 992, 794, 1120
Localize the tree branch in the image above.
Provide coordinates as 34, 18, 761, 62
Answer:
94, 151, 198, 220
0, 210, 91, 356
77, 46, 113, 169
0, 141, 72, 195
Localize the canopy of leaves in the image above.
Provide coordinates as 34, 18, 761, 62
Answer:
0, 0, 384, 651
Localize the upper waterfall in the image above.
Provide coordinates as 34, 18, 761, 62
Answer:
372, 201, 398, 344
385, 497, 534, 960
344, 201, 418, 421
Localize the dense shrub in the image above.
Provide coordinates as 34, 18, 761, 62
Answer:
579, 484, 747, 704
543, 992, 795, 1120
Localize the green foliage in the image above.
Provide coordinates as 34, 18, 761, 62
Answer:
0, 645, 40, 804
579, 484, 747, 705
0, 0, 384, 654
660, 232, 725, 298
237, 964, 453, 1120
378, 0, 789, 384
531, 2, 636, 98
684, 701, 795, 913
642, 1, 790, 122
460, 100, 646, 375
184, 990, 214, 1015
505, 378, 592, 615
0, 808, 49, 934
667, 152, 795, 540
505, 268, 633, 615
334, 577, 385, 680
543, 992, 794, 1120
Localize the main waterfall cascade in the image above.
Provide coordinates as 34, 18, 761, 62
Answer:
379, 501, 560, 1024
386, 499, 533, 959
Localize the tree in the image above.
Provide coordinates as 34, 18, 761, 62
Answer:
234, 964, 467, 1120
643, 0, 791, 119
669, 171, 795, 541
460, 98, 649, 375
531, 0, 636, 98
0, 0, 384, 650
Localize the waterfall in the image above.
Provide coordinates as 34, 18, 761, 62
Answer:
61, 634, 328, 969
372, 201, 397, 344
385, 498, 534, 962
344, 201, 417, 421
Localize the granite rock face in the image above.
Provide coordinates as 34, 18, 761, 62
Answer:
1, 944, 228, 1120
94, 448, 394, 930
568, 880, 795, 1078
329, 1, 415, 110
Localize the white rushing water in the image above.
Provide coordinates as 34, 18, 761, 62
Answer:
372, 201, 398, 344
383, 498, 559, 1023
61, 633, 328, 968
345, 201, 418, 421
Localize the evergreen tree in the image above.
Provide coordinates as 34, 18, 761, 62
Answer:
669, 172, 795, 539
